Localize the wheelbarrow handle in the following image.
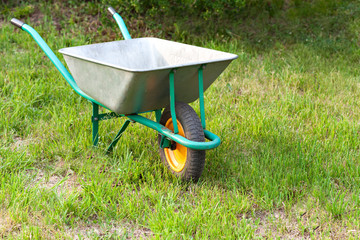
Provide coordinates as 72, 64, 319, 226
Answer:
11, 18, 25, 29
107, 6, 131, 40
107, 7, 117, 16
9, 18, 107, 109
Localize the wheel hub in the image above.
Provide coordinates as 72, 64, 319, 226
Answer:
164, 118, 187, 172
170, 141, 177, 150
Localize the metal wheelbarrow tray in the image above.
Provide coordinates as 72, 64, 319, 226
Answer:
10, 7, 238, 182
59, 38, 237, 114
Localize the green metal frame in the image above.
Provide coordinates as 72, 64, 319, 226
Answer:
169, 69, 178, 134
198, 65, 206, 129
13, 8, 221, 153
111, 12, 131, 40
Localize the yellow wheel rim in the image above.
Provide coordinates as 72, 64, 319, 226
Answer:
164, 118, 187, 172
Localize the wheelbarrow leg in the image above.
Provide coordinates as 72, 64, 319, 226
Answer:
106, 119, 131, 153
92, 102, 99, 146
155, 109, 162, 123
169, 69, 179, 134
198, 65, 206, 129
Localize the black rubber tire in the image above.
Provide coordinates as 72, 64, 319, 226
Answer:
158, 102, 205, 182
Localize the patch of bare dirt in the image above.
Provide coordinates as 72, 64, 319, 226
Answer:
0, 210, 20, 239
253, 203, 360, 239
255, 209, 307, 239
11, 136, 32, 151
30, 162, 82, 195
28, 7, 45, 25
0, 211, 11, 234
66, 221, 153, 239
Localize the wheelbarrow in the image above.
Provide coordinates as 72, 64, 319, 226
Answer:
10, 7, 238, 181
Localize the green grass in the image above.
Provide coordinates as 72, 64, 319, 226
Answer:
1, 1, 360, 239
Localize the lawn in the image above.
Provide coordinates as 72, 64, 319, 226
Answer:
1, 1, 360, 239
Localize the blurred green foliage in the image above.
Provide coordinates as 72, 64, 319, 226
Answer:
1, 0, 349, 20
1, 0, 357, 45
13, 4, 35, 18
102, 0, 246, 20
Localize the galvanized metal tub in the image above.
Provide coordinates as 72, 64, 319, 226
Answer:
59, 37, 238, 114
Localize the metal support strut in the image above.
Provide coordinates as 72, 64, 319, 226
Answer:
169, 69, 178, 134
106, 120, 131, 153
92, 102, 128, 151
92, 103, 99, 146
155, 109, 162, 123
198, 65, 206, 129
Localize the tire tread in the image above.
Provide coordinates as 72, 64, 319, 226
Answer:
158, 102, 205, 182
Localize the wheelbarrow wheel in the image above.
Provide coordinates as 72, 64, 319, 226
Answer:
158, 102, 205, 182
